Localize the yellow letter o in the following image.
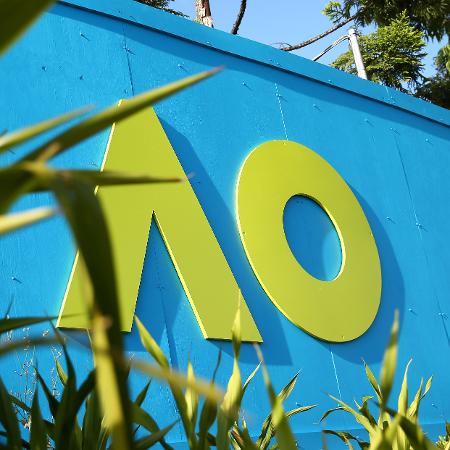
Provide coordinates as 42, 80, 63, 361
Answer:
236, 140, 381, 342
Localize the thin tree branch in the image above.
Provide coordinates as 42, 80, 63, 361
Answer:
281, 12, 358, 52
231, 0, 247, 35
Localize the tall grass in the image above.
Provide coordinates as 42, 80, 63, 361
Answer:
0, 2, 445, 449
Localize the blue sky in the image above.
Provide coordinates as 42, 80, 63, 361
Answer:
172, 0, 445, 77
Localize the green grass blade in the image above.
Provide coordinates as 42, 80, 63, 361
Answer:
328, 394, 375, 433
135, 317, 169, 368
0, 316, 55, 334
197, 351, 222, 450
57, 170, 183, 187
398, 360, 412, 416
131, 403, 173, 450
0, 107, 90, 154
242, 362, 261, 395
323, 430, 359, 450
217, 306, 243, 450
0, 377, 22, 449
26, 68, 222, 163
134, 421, 177, 450
363, 360, 382, 403
0, 207, 57, 235
130, 359, 224, 404
379, 311, 399, 410
255, 346, 297, 450
285, 405, 316, 418
135, 381, 151, 407
30, 392, 48, 450
0, 336, 57, 357
0, 0, 56, 54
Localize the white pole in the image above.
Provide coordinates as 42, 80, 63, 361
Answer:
348, 28, 367, 80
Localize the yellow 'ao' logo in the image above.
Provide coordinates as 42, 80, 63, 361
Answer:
57, 105, 381, 343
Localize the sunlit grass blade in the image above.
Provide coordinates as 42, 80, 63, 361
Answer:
379, 310, 399, 410
242, 362, 261, 394
320, 407, 345, 423
0, 207, 57, 235
285, 404, 316, 418
363, 360, 382, 403
58, 170, 183, 187
26, 68, 222, 163
0, 0, 56, 54
135, 317, 200, 447
0, 377, 21, 449
0, 107, 91, 154
135, 317, 169, 368
134, 420, 178, 450
185, 361, 199, 428
0, 316, 55, 334
0, 336, 57, 357
131, 403, 174, 450
91, 312, 133, 449
129, 359, 224, 404
397, 357, 412, 450
255, 345, 297, 450
328, 394, 375, 433
322, 430, 361, 450
135, 381, 152, 407
30, 392, 48, 450
217, 305, 243, 450
52, 176, 133, 449
197, 351, 222, 450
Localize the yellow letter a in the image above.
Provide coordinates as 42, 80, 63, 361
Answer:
57, 105, 261, 342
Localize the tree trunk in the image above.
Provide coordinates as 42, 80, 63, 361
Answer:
195, 0, 214, 27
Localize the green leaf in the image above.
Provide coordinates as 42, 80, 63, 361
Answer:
130, 359, 224, 405
255, 346, 297, 450
26, 68, 222, 163
328, 394, 375, 433
134, 381, 152, 407
134, 421, 177, 450
0, 316, 55, 334
363, 360, 382, 402
323, 430, 361, 450
0, 107, 90, 154
51, 175, 133, 449
30, 393, 48, 450
0, 207, 57, 235
277, 372, 299, 402
397, 413, 438, 450
242, 362, 261, 395
197, 351, 222, 450
130, 403, 173, 450
217, 305, 244, 450
0, 336, 57, 357
55, 358, 68, 386
398, 359, 412, 416
379, 311, 399, 410
59, 169, 183, 187
0, 0, 56, 54
0, 377, 22, 450
285, 404, 316, 418
82, 391, 106, 450
185, 361, 199, 425
135, 317, 169, 368
320, 406, 345, 423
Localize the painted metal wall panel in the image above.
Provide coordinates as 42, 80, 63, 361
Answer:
0, 1, 449, 447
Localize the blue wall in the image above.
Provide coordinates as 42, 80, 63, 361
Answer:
1, 1, 450, 447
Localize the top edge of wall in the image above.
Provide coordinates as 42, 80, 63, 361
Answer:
57, 0, 450, 127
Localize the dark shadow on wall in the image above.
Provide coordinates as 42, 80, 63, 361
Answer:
157, 119, 293, 366
324, 187, 405, 365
